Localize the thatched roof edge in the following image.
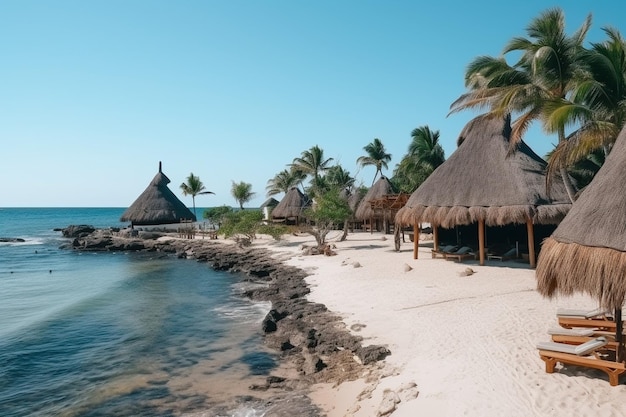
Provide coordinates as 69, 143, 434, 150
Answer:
536, 237, 626, 310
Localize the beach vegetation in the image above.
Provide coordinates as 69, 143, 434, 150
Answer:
220, 209, 288, 243
202, 205, 232, 229
231, 181, 256, 209
357, 138, 392, 186
392, 126, 445, 193
302, 188, 352, 250
180, 173, 214, 218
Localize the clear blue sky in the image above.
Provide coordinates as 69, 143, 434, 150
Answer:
1, 1, 621, 208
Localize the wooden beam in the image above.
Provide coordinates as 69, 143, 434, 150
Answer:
433, 224, 439, 252
526, 219, 536, 268
413, 222, 419, 259
478, 218, 485, 266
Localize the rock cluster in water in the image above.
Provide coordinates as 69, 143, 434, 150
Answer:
60, 226, 390, 394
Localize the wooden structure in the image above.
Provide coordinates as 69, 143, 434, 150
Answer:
396, 115, 571, 266
368, 193, 408, 234
120, 162, 196, 226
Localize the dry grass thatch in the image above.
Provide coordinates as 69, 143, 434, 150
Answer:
536, 123, 626, 308
271, 187, 311, 219
355, 176, 395, 221
396, 114, 571, 228
120, 162, 196, 225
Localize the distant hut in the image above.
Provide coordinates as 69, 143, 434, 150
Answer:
536, 123, 626, 364
396, 115, 572, 266
271, 187, 311, 225
355, 176, 395, 233
260, 197, 279, 221
120, 162, 196, 227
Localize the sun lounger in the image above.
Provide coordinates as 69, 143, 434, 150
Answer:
487, 247, 517, 261
556, 307, 616, 331
443, 246, 476, 262
537, 337, 626, 386
431, 245, 457, 259
548, 327, 620, 349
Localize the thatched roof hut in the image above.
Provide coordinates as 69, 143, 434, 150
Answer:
536, 123, 626, 311
120, 162, 196, 226
536, 123, 626, 364
355, 176, 395, 221
271, 187, 311, 222
396, 115, 572, 265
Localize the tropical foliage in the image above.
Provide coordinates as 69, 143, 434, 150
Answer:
290, 145, 334, 194
231, 181, 255, 209
357, 138, 392, 185
393, 126, 445, 193
202, 205, 232, 228
266, 168, 307, 196
180, 173, 214, 218
450, 7, 626, 201
302, 188, 352, 249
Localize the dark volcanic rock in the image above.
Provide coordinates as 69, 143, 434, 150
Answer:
0, 237, 25, 242
62, 225, 96, 238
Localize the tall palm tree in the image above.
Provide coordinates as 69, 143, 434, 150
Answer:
231, 181, 255, 210
450, 7, 592, 202
180, 173, 214, 219
357, 138, 392, 185
266, 169, 307, 196
325, 165, 355, 192
545, 26, 626, 184
290, 145, 334, 188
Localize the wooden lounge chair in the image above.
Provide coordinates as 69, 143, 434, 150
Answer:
444, 246, 476, 262
548, 327, 621, 350
431, 245, 457, 259
487, 247, 517, 261
557, 309, 617, 332
537, 336, 626, 386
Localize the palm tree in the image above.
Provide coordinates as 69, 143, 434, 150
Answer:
290, 145, 334, 189
266, 169, 307, 196
180, 173, 214, 219
450, 7, 592, 201
393, 126, 445, 193
545, 26, 626, 185
325, 165, 355, 191
357, 138, 392, 185
231, 181, 255, 210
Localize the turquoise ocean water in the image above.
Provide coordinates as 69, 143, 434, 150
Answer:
0, 208, 283, 416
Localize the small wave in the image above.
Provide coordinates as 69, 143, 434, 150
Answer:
212, 300, 271, 323
0, 237, 47, 246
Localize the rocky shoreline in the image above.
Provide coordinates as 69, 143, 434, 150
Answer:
60, 225, 391, 413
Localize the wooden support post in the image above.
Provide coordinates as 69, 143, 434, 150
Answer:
433, 224, 439, 252
413, 222, 419, 259
478, 218, 485, 266
526, 219, 536, 268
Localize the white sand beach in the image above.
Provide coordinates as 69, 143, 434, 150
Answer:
250, 231, 626, 417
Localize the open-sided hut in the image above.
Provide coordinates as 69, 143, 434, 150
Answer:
355, 176, 397, 233
120, 162, 196, 226
271, 187, 311, 224
536, 123, 626, 363
396, 115, 572, 266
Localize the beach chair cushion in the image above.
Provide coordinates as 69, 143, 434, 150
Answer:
556, 308, 608, 318
536, 337, 608, 356
454, 246, 472, 255
547, 327, 596, 337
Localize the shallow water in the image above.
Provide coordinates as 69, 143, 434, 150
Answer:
0, 208, 314, 416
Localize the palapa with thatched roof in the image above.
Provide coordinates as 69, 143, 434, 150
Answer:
260, 197, 279, 221
120, 162, 196, 226
271, 187, 311, 224
355, 176, 397, 233
396, 115, 572, 266
536, 124, 626, 363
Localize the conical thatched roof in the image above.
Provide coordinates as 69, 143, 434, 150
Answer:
396, 115, 571, 228
271, 187, 311, 219
355, 176, 395, 220
536, 124, 626, 310
260, 197, 279, 208
120, 162, 196, 225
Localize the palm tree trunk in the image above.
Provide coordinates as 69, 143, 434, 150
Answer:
558, 128, 578, 203
340, 219, 349, 241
